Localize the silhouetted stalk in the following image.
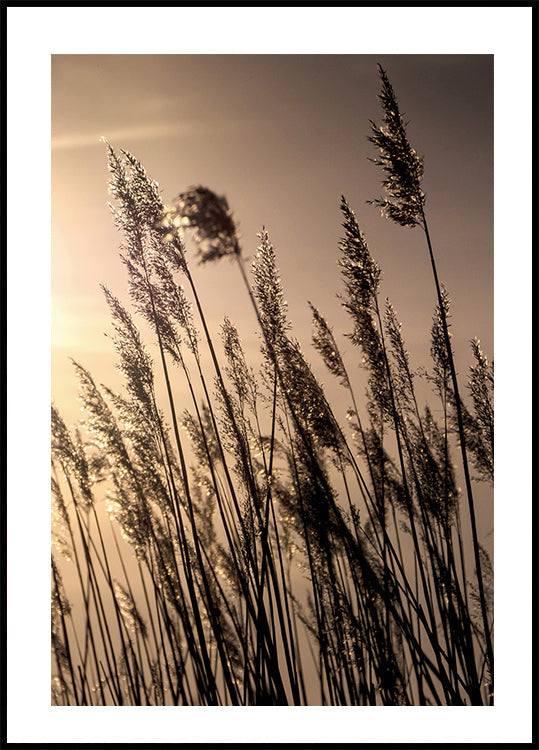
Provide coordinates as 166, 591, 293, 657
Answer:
176, 262, 295, 701
237, 249, 398, 700
368, 64, 492, 702
52, 465, 104, 702
51, 557, 80, 705
77, 487, 153, 704
61, 469, 124, 703
172, 343, 254, 613
421, 213, 493, 695
138, 245, 239, 704
180, 252, 263, 522
371, 298, 454, 700
252, 379, 304, 699
280, 408, 331, 704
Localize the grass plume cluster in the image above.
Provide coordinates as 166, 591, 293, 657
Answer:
51, 66, 493, 706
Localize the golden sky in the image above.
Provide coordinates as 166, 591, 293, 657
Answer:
51, 55, 497, 716
52, 54, 493, 429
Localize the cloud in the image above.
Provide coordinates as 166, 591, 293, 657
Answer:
52, 121, 195, 151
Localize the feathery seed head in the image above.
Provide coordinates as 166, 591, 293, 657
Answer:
339, 196, 380, 308
221, 317, 257, 408
102, 286, 156, 406
115, 582, 147, 637
309, 302, 349, 387
51, 405, 94, 509
368, 65, 425, 227
106, 144, 164, 235
430, 288, 452, 395
166, 186, 240, 264
461, 338, 494, 482
253, 228, 290, 355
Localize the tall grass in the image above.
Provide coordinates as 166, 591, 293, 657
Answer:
51, 65, 493, 706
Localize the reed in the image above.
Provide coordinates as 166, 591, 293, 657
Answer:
51, 66, 493, 706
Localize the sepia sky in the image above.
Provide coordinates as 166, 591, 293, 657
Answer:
51, 52, 497, 712
52, 54, 494, 429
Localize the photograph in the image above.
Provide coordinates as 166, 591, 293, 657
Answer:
51, 52, 494, 708
4, 4, 534, 746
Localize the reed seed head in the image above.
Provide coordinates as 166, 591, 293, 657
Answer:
168, 186, 240, 264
